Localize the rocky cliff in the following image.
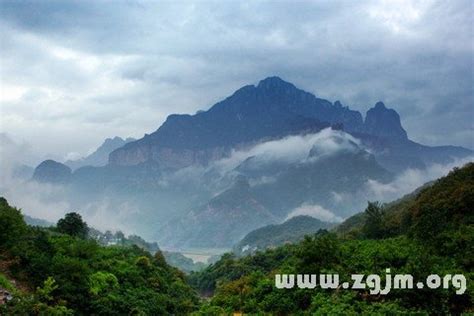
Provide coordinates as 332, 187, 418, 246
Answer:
109, 77, 362, 168
363, 101, 408, 140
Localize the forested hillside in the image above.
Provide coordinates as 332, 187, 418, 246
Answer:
1, 163, 472, 315
0, 198, 198, 315
234, 215, 332, 255
189, 163, 474, 314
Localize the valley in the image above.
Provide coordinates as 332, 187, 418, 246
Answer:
10, 77, 471, 250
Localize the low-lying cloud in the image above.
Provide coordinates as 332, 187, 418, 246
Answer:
0, 132, 140, 233
213, 128, 361, 174
1, 125, 472, 243
364, 156, 474, 203
286, 203, 344, 223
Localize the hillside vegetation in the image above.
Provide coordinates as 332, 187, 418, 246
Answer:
234, 215, 332, 255
1, 163, 472, 314
0, 198, 198, 315
189, 163, 474, 314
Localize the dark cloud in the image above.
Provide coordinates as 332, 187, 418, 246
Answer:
0, 0, 472, 162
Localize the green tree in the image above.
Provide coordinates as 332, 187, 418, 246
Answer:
57, 212, 88, 239
0, 197, 27, 248
6, 277, 73, 315
89, 271, 119, 295
362, 201, 385, 239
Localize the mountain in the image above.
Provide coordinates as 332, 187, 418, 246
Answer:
337, 162, 474, 242
159, 177, 278, 249
234, 215, 332, 255
247, 143, 392, 218
65, 136, 135, 170
0, 198, 199, 315
334, 182, 430, 238
189, 163, 474, 314
354, 133, 471, 172
156, 133, 392, 249
23, 214, 54, 227
109, 77, 470, 173
32, 160, 72, 183
109, 77, 363, 168
12, 164, 34, 180
162, 251, 207, 273
362, 101, 407, 140
30, 76, 472, 249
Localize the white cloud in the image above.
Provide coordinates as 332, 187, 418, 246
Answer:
364, 156, 474, 202
0, 0, 472, 162
80, 198, 141, 235
286, 203, 343, 223
213, 128, 361, 174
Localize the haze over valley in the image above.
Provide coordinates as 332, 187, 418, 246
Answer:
1, 77, 471, 252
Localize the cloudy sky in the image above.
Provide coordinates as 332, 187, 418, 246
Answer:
0, 0, 472, 165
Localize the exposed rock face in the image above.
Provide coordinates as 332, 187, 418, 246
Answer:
32, 160, 72, 183
109, 76, 362, 168
363, 102, 408, 140
109, 77, 469, 173
26, 77, 473, 250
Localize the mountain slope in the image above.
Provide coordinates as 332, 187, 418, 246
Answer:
156, 131, 393, 249
32, 160, 72, 183
109, 77, 364, 168
65, 136, 135, 170
234, 215, 332, 255
337, 162, 474, 246
109, 77, 471, 173
29, 76, 472, 248
189, 163, 474, 314
159, 177, 278, 249
363, 101, 407, 140
249, 146, 393, 218
0, 198, 199, 314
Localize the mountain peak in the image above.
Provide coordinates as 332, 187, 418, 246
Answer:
364, 102, 407, 140
108, 78, 413, 167
66, 136, 135, 170
104, 136, 125, 145
32, 160, 72, 183
374, 101, 386, 109
257, 76, 295, 90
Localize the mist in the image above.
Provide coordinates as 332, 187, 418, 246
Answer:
364, 156, 474, 203
285, 203, 344, 223
213, 128, 362, 174
1, 127, 472, 243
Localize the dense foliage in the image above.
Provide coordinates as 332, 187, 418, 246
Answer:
56, 212, 89, 239
0, 199, 198, 315
190, 163, 474, 314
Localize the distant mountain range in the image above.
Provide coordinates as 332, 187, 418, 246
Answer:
29, 76, 472, 249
